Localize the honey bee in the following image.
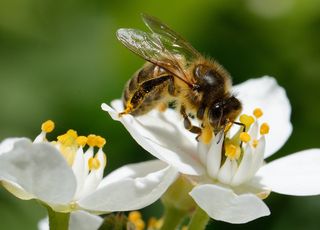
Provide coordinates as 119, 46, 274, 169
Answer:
117, 14, 242, 143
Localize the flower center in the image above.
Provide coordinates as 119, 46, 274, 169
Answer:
204, 107, 270, 187
35, 120, 107, 177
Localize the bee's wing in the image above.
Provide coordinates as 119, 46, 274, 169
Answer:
141, 13, 201, 61
116, 28, 195, 87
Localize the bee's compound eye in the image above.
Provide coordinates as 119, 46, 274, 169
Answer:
209, 103, 222, 123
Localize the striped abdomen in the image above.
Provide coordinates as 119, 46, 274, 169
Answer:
122, 62, 173, 116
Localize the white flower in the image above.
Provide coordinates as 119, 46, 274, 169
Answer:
0, 121, 178, 213
102, 76, 320, 223
38, 211, 103, 230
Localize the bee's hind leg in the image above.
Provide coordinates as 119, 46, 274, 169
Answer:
180, 105, 202, 136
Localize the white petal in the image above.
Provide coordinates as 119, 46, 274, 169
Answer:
197, 141, 209, 165
249, 136, 266, 177
206, 136, 223, 179
69, 211, 103, 230
233, 76, 292, 158
231, 145, 253, 186
72, 148, 86, 200
2, 180, 34, 200
256, 149, 320, 196
102, 101, 204, 175
0, 138, 26, 155
0, 139, 77, 204
190, 184, 270, 224
78, 160, 178, 212
38, 217, 49, 230
248, 121, 259, 141
79, 150, 105, 199
37, 211, 103, 230
217, 159, 237, 185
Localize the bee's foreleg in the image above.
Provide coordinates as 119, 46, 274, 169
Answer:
180, 105, 202, 135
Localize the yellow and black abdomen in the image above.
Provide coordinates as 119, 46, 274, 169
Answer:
122, 62, 173, 116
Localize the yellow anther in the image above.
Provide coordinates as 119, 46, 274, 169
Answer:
41, 120, 55, 133
66, 129, 78, 138
239, 114, 255, 128
134, 219, 145, 230
225, 143, 241, 160
148, 217, 163, 229
95, 136, 106, 148
128, 211, 142, 222
240, 132, 251, 143
182, 226, 188, 230
76, 136, 87, 147
57, 129, 78, 146
260, 122, 270, 135
148, 217, 157, 228
88, 157, 101, 170
128, 211, 145, 230
252, 139, 259, 148
87, 134, 97, 147
253, 108, 263, 118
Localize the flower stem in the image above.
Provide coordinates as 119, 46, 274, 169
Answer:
46, 206, 70, 230
160, 205, 186, 230
188, 206, 210, 230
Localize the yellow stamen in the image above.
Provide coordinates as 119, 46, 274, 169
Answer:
225, 143, 241, 160
87, 134, 97, 147
134, 219, 145, 230
57, 129, 78, 146
128, 211, 145, 230
148, 217, 157, 228
88, 157, 101, 170
41, 120, 55, 133
95, 136, 106, 148
128, 211, 142, 222
182, 226, 188, 230
253, 108, 263, 118
260, 123, 270, 135
76, 136, 87, 147
148, 217, 163, 229
252, 139, 259, 148
240, 132, 251, 143
239, 114, 254, 128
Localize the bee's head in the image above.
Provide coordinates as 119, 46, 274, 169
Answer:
208, 96, 242, 133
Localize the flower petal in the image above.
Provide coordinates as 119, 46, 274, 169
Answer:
206, 136, 223, 179
1, 180, 35, 200
0, 138, 26, 155
102, 101, 204, 175
190, 184, 270, 224
231, 145, 253, 186
78, 160, 178, 212
233, 76, 292, 158
217, 159, 237, 185
69, 211, 103, 230
0, 139, 77, 204
256, 149, 320, 196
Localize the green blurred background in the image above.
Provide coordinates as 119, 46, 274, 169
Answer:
1, 0, 320, 229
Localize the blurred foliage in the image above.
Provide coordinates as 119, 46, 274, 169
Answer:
0, 0, 320, 229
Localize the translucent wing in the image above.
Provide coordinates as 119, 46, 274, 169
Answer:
116, 28, 194, 86
141, 13, 201, 61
